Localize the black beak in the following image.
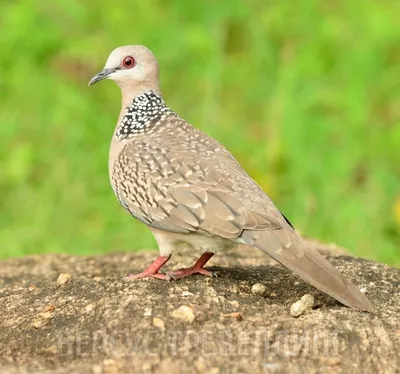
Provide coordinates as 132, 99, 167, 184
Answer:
88, 68, 116, 86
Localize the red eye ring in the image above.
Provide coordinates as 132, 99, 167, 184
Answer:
122, 56, 136, 69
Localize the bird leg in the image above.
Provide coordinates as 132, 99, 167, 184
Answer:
126, 255, 171, 280
166, 252, 216, 279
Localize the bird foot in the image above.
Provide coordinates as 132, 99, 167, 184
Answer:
125, 253, 216, 281
125, 255, 171, 281
166, 266, 217, 280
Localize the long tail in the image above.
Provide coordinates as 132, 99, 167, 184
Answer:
241, 229, 374, 312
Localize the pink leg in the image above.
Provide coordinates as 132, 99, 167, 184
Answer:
166, 252, 216, 279
126, 255, 171, 280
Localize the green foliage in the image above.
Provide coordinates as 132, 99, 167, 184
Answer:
0, 0, 399, 264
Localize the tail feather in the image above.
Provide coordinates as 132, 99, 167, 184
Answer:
241, 229, 374, 312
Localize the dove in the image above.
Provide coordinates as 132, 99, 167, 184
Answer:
89, 45, 374, 312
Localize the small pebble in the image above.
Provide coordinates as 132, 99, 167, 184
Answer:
170, 305, 195, 323
103, 359, 116, 366
32, 309, 53, 328
182, 291, 194, 297
57, 273, 71, 286
92, 365, 102, 374
141, 363, 152, 371
32, 320, 44, 329
38, 311, 53, 320
194, 357, 207, 372
152, 317, 165, 330
85, 303, 95, 313
319, 357, 341, 366
290, 294, 315, 317
42, 345, 58, 355
143, 307, 152, 317
251, 283, 267, 296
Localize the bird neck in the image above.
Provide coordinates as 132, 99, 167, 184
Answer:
115, 91, 172, 140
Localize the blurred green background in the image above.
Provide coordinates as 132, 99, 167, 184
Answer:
0, 0, 399, 265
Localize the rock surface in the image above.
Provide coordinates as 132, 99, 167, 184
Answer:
0, 242, 399, 374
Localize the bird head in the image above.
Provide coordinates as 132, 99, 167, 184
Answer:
89, 45, 160, 97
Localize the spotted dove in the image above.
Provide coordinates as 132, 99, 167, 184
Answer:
89, 45, 373, 312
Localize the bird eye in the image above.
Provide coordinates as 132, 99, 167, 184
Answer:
122, 56, 136, 69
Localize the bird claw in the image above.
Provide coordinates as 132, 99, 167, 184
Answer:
166, 273, 177, 281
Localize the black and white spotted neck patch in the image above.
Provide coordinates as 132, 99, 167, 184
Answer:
115, 92, 172, 139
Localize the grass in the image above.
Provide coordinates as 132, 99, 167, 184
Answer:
0, 0, 399, 265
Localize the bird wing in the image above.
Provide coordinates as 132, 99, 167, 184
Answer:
114, 144, 282, 237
